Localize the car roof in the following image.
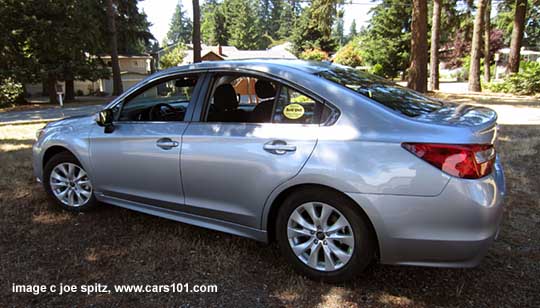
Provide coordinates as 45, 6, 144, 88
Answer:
159, 59, 333, 76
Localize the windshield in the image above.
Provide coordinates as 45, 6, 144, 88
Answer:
318, 66, 444, 117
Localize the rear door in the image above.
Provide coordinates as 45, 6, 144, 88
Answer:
180, 73, 333, 228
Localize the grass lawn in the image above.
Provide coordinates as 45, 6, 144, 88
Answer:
0, 113, 539, 306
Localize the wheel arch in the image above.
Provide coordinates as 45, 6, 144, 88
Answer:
264, 183, 380, 259
42, 145, 77, 169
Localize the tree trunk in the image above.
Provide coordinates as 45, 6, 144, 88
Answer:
106, 0, 123, 95
468, 0, 486, 92
429, 0, 441, 91
192, 0, 202, 63
41, 77, 47, 96
407, 0, 428, 93
506, 0, 527, 73
64, 66, 75, 101
483, 0, 491, 82
47, 72, 58, 105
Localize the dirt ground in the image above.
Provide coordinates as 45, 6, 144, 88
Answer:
1, 97, 539, 307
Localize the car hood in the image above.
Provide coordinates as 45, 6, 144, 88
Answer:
46, 114, 96, 128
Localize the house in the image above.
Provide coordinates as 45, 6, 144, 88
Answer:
98, 54, 154, 94
25, 54, 154, 97
158, 42, 297, 67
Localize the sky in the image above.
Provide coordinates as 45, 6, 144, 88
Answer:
138, 0, 376, 45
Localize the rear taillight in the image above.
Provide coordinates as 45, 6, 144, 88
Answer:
402, 143, 495, 179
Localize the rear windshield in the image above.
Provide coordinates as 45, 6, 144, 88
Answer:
318, 66, 443, 117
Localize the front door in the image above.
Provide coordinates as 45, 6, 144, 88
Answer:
89, 74, 202, 206
181, 73, 333, 228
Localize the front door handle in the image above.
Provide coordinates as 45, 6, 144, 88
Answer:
263, 140, 297, 155
156, 138, 179, 150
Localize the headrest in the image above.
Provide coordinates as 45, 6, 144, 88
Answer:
255, 80, 276, 99
213, 84, 238, 112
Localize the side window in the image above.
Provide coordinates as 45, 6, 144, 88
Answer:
118, 76, 198, 122
206, 75, 278, 123
273, 86, 331, 125
204, 73, 333, 125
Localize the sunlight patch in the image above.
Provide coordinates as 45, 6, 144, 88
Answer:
32, 211, 71, 225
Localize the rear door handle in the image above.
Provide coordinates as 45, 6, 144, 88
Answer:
156, 138, 179, 150
263, 140, 297, 155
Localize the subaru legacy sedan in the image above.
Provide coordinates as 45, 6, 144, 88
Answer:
33, 60, 505, 282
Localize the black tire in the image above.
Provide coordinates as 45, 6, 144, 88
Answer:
276, 187, 376, 283
43, 151, 98, 212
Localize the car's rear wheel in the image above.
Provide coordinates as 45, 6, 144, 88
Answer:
43, 152, 97, 211
276, 188, 376, 282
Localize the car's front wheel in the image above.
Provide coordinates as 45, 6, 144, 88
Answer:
276, 188, 376, 282
43, 152, 97, 211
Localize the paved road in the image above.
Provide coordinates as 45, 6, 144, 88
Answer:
0, 104, 105, 125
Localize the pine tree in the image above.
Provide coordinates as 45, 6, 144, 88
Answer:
222, 0, 263, 49
507, 0, 528, 73
349, 19, 358, 39
355, 0, 412, 78
468, 0, 487, 92
430, 0, 442, 91
165, 1, 193, 46
408, 0, 428, 92
332, 8, 345, 47
292, 0, 339, 53
201, 0, 228, 45
277, 0, 301, 39
106, 0, 123, 95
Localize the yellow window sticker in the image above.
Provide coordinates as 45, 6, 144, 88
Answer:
283, 103, 305, 120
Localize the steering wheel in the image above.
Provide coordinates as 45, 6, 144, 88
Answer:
149, 103, 179, 121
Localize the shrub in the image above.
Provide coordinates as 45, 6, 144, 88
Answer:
333, 42, 363, 68
76, 89, 84, 96
160, 45, 186, 69
299, 49, 329, 61
370, 63, 384, 76
486, 61, 540, 95
0, 77, 24, 107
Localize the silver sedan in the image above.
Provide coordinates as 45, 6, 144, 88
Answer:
33, 60, 505, 282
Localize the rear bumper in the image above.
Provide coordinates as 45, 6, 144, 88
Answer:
347, 159, 505, 268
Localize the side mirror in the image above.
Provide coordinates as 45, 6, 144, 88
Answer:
96, 109, 115, 133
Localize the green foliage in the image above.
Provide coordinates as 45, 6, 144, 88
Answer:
292, 0, 339, 53
354, 0, 411, 78
114, 0, 154, 54
200, 0, 301, 48
0, 77, 24, 107
347, 19, 358, 42
495, 0, 540, 48
277, 0, 301, 39
222, 0, 264, 49
160, 45, 186, 69
332, 8, 345, 47
299, 49, 328, 61
164, 1, 193, 46
201, 0, 228, 45
486, 61, 540, 95
333, 41, 363, 67
370, 64, 384, 76
0, 0, 153, 102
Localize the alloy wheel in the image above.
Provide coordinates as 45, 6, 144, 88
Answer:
287, 202, 355, 271
49, 163, 93, 207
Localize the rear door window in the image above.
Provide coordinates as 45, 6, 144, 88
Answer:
273, 86, 331, 125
